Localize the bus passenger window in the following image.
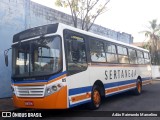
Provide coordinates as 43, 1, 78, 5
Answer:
90, 40, 106, 62
117, 46, 129, 64
144, 52, 150, 64
128, 49, 137, 64
105, 44, 118, 63
137, 51, 145, 64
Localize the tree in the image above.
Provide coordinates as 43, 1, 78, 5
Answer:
141, 19, 160, 65
55, 0, 110, 31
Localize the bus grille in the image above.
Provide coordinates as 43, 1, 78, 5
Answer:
15, 86, 45, 98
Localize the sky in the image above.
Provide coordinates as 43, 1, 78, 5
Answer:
31, 0, 160, 43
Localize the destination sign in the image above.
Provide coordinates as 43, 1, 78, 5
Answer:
19, 26, 47, 40
13, 23, 58, 43
71, 36, 83, 40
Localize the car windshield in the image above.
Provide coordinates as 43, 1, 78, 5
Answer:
12, 36, 62, 78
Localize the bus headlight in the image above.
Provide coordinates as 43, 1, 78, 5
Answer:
45, 83, 63, 96
46, 88, 52, 94
52, 86, 58, 91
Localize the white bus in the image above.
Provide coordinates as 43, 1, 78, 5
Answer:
7, 23, 152, 109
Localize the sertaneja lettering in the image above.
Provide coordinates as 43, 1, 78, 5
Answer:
105, 69, 136, 80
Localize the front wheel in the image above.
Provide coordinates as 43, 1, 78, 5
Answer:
134, 79, 142, 95
88, 85, 102, 109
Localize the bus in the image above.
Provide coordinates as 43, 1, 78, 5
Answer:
5, 23, 152, 109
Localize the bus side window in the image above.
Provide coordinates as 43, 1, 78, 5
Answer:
117, 46, 129, 64
65, 35, 87, 75
128, 48, 137, 64
90, 39, 106, 62
144, 52, 150, 64
137, 51, 145, 64
105, 43, 118, 63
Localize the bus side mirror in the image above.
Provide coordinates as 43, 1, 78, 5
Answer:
4, 48, 11, 67
5, 54, 9, 67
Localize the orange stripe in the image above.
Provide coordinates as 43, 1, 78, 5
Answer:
119, 83, 136, 90
142, 80, 151, 85
105, 87, 118, 94
71, 93, 91, 102
105, 83, 136, 94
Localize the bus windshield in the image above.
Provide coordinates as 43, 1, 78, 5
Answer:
12, 35, 62, 78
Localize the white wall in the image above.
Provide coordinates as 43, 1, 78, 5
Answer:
0, 0, 26, 98
152, 65, 160, 79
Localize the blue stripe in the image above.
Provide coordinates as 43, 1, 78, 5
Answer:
104, 79, 136, 88
69, 86, 92, 96
48, 71, 67, 80
142, 77, 151, 81
12, 71, 67, 84
12, 79, 48, 84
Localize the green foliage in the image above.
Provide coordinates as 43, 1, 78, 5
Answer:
141, 19, 160, 65
55, 0, 110, 31
142, 42, 150, 50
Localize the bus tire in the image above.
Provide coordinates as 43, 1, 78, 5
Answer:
89, 85, 102, 109
134, 79, 142, 95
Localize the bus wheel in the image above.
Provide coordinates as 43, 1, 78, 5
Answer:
89, 85, 101, 109
134, 79, 142, 95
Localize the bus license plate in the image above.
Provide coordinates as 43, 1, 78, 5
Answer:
25, 101, 34, 106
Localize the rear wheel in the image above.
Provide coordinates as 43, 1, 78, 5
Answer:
89, 85, 102, 109
134, 79, 142, 95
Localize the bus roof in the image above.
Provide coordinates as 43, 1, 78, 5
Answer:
13, 22, 149, 52
58, 23, 149, 52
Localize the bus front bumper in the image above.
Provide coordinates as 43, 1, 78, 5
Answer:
13, 86, 67, 109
